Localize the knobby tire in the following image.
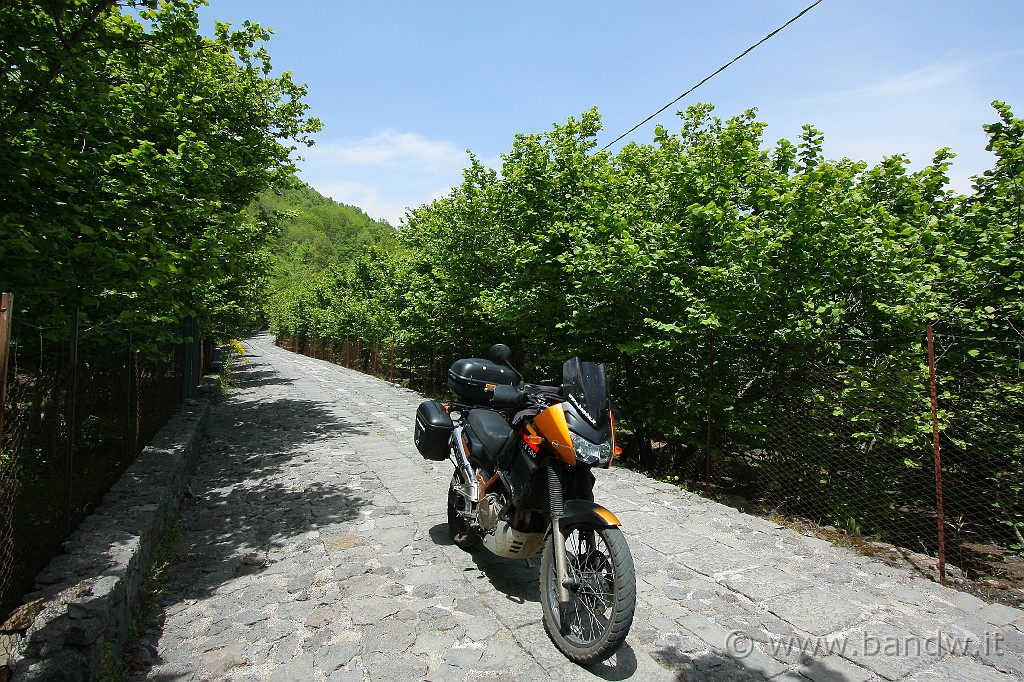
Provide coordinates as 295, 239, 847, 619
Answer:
540, 523, 636, 665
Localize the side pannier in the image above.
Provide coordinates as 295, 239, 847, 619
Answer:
414, 399, 454, 461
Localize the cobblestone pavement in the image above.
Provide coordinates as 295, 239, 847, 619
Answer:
132, 334, 1024, 682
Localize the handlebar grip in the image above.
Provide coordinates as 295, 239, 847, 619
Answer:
491, 383, 524, 409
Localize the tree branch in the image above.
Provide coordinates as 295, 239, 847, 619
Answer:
3, 0, 121, 124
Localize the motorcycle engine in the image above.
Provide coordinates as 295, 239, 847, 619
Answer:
477, 492, 544, 559
477, 492, 503, 533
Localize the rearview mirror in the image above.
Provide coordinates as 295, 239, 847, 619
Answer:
488, 343, 512, 365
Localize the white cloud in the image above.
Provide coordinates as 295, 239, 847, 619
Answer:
298, 130, 471, 225
841, 62, 970, 100
761, 54, 1013, 192
308, 130, 468, 173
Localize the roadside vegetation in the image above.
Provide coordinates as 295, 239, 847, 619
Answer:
268, 103, 1024, 578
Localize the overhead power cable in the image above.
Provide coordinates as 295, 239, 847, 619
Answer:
600, 0, 825, 151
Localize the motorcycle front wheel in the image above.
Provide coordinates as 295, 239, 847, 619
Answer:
447, 470, 481, 549
540, 522, 636, 665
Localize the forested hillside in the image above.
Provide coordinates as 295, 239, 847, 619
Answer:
257, 182, 395, 289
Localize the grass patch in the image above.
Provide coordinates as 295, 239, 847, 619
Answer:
135, 511, 183, 623
97, 639, 126, 682
121, 510, 184, 675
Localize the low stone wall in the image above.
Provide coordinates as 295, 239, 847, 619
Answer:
8, 380, 215, 681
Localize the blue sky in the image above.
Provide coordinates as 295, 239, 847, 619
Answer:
197, 1, 1023, 226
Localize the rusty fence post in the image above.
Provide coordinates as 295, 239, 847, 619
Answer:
705, 328, 715, 486
926, 323, 947, 585
181, 315, 199, 401
0, 293, 14, 634
66, 308, 80, 532
0, 294, 11, 441
125, 342, 133, 464
128, 339, 140, 461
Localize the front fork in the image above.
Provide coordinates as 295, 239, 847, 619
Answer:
548, 467, 572, 605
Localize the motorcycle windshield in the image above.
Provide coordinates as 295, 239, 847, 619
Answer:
561, 357, 609, 428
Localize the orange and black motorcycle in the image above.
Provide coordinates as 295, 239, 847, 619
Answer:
414, 344, 636, 664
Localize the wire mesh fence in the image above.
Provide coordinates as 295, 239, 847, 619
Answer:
628, 329, 1024, 597
0, 299, 213, 664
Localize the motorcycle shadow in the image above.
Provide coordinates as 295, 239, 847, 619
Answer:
587, 643, 639, 681
428, 523, 540, 604
427, 522, 640, 679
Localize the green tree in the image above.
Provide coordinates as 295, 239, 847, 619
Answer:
0, 0, 321, 348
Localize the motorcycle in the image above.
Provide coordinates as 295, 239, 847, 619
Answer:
414, 344, 636, 664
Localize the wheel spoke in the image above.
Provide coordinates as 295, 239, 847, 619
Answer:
558, 528, 614, 644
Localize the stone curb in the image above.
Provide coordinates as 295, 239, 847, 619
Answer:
8, 378, 217, 681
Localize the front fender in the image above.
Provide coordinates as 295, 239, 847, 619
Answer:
560, 499, 621, 528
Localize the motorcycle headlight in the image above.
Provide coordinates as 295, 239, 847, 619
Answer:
570, 432, 613, 467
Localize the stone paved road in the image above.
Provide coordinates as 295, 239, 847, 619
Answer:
133, 334, 1024, 682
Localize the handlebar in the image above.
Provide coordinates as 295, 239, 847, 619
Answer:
445, 383, 564, 427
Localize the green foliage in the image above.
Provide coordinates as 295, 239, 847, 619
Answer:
139, 511, 183, 611
259, 181, 394, 272
218, 339, 246, 397
256, 180, 396, 328
0, 0, 321, 351
97, 638, 127, 682
122, 510, 183, 675
268, 242, 409, 344
255, 180, 406, 355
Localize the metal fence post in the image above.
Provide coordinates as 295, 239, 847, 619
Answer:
926, 323, 947, 585
66, 308, 79, 532
705, 328, 715, 486
0, 293, 14, 651
127, 338, 140, 460
0, 294, 11, 441
199, 334, 206, 377
182, 316, 199, 401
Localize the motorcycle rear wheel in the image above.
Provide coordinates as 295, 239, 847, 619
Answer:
447, 471, 481, 549
540, 522, 635, 665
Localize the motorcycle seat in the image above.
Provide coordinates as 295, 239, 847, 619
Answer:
465, 409, 513, 469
